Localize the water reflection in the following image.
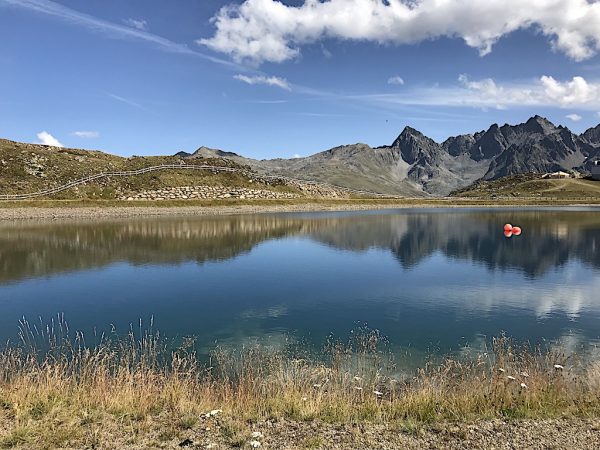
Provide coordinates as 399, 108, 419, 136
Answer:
0, 208, 599, 366
1, 209, 599, 284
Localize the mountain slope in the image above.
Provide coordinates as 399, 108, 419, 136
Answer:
187, 116, 600, 197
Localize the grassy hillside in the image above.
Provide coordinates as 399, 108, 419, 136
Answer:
451, 173, 600, 200
0, 139, 298, 200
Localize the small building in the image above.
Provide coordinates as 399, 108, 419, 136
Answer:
592, 160, 600, 181
542, 171, 571, 179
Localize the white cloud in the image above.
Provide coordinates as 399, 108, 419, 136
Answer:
233, 74, 291, 91
540, 76, 600, 107
124, 18, 148, 31
71, 130, 99, 138
200, 0, 600, 64
36, 131, 63, 147
388, 76, 405, 86
360, 75, 600, 110
566, 113, 582, 122
293, 153, 301, 158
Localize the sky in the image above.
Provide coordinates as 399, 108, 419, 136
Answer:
2, 0, 600, 159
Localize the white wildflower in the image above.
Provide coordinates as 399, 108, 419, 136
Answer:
520, 383, 528, 389
313, 384, 322, 388
498, 368, 505, 373
204, 409, 222, 418
251, 431, 263, 439
507, 376, 516, 381
354, 386, 363, 391
554, 364, 564, 370
373, 390, 384, 397
353, 376, 362, 381
520, 372, 529, 378
249, 440, 262, 448
301, 397, 308, 401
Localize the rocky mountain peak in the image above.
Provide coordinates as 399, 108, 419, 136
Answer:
582, 124, 600, 146
522, 115, 556, 134
192, 146, 240, 158
391, 126, 440, 164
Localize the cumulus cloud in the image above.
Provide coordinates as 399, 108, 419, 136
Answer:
566, 113, 582, 122
364, 75, 600, 110
36, 131, 63, 147
199, 0, 600, 64
233, 74, 291, 90
388, 76, 405, 86
124, 18, 148, 31
72, 130, 99, 138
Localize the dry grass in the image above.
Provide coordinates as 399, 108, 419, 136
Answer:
0, 320, 599, 448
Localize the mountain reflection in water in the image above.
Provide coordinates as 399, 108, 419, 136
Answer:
0, 208, 599, 366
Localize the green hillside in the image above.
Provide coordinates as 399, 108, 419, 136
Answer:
0, 139, 297, 200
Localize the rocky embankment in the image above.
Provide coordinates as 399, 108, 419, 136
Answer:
118, 181, 352, 201
119, 185, 301, 201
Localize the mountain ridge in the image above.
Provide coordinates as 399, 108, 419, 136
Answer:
185, 116, 600, 196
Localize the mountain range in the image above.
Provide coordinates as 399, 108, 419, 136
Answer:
180, 116, 600, 196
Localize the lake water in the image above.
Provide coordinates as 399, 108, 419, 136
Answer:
1, 208, 600, 367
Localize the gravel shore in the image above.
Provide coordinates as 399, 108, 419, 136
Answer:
0, 202, 426, 221
2, 200, 598, 221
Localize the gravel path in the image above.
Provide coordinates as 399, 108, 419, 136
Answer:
156, 418, 600, 449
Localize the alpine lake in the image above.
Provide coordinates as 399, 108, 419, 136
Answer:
1, 207, 600, 369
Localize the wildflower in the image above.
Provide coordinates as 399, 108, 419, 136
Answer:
313, 384, 322, 389
554, 364, 564, 370
249, 440, 262, 448
520, 372, 529, 378
353, 376, 362, 382
251, 431, 263, 439
301, 397, 307, 401
498, 368, 505, 373
507, 376, 516, 381
204, 409, 222, 418
520, 383, 528, 389
373, 390, 384, 397
354, 386, 363, 391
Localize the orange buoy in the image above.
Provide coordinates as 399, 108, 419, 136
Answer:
504, 223, 513, 232
504, 230, 513, 238
512, 226, 522, 236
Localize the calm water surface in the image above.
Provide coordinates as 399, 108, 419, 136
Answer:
1, 208, 600, 366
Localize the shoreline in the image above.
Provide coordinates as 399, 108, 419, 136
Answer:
1, 198, 599, 221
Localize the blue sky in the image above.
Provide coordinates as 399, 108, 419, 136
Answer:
2, 0, 600, 158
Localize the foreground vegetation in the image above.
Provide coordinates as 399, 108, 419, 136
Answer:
0, 320, 599, 449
